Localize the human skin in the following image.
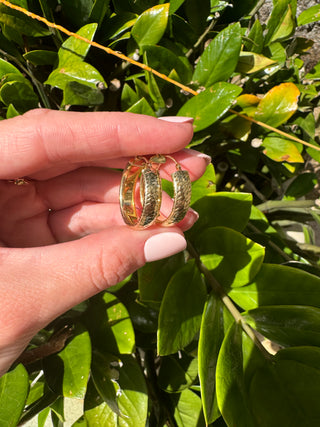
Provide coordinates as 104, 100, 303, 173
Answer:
0, 109, 209, 376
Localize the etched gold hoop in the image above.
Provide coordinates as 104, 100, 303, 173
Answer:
120, 155, 192, 229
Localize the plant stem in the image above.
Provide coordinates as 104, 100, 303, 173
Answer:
186, 18, 216, 58
188, 241, 273, 360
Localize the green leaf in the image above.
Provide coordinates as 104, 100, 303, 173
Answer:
248, 351, 320, 426
265, 0, 296, 44
138, 252, 185, 307
46, 62, 105, 91
196, 227, 265, 289
178, 83, 242, 132
85, 355, 148, 427
169, 0, 186, 14
298, 4, 320, 26
60, 0, 94, 28
216, 323, 255, 427
0, 364, 29, 427
121, 83, 139, 110
91, 351, 121, 416
142, 45, 192, 84
58, 324, 91, 399
158, 352, 198, 393
158, 260, 207, 355
285, 173, 317, 199
84, 292, 135, 355
23, 50, 58, 66
236, 52, 276, 74
229, 264, 320, 310
244, 305, 320, 348
190, 163, 216, 204
62, 81, 104, 106
6, 103, 19, 119
187, 192, 252, 241
173, 388, 206, 427
59, 23, 98, 65
0, 81, 38, 112
0, 6, 51, 37
0, 57, 21, 78
89, 0, 111, 27
198, 293, 225, 424
244, 19, 264, 53
254, 83, 300, 128
193, 23, 241, 88
262, 136, 304, 163
131, 3, 169, 48
184, 0, 210, 36
126, 97, 156, 115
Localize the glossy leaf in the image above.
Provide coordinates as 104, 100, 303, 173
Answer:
131, 4, 169, 48
298, 4, 320, 26
58, 323, 91, 399
248, 351, 320, 426
190, 163, 216, 204
229, 264, 320, 310
63, 81, 104, 106
121, 83, 139, 110
173, 388, 206, 427
60, 0, 94, 28
196, 227, 265, 289
58, 23, 98, 65
158, 352, 198, 393
0, 7, 50, 37
45, 23, 106, 91
265, 0, 296, 44
23, 50, 57, 66
138, 252, 185, 306
285, 172, 317, 199
216, 323, 255, 427
188, 192, 252, 241
236, 52, 276, 74
91, 351, 121, 416
262, 136, 304, 163
244, 305, 320, 347
169, 0, 185, 14
193, 23, 241, 87
84, 292, 135, 355
178, 82, 242, 132
0, 364, 29, 427
245, 19, 264, 53
46, 62, 106, 91
0, 81, 38, 112
143, 45, 192, 84
198, 293, 224, 424
6, 103, 19, 119
126, 97, 156, 116
0, 57, 21, 78
158, 260, 207, 355
85, 355, 148, 427
254, 82, 300, 128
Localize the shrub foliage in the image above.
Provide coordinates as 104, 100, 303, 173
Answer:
0, 0, 320, 425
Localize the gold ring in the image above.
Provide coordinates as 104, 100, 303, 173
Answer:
120, 155, 192, 229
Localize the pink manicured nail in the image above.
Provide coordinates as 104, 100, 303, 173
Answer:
184, 148, 212, 166
144, 232, 187, 262
159, 116, 194, 124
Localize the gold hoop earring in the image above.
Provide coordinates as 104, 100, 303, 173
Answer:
120, 157, 162, 229
120, 155, 192, 229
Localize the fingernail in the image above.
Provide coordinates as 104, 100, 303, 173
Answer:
159, 116, 194, 124
184, 148, 212, 166
144, 232, 187, 262
189, 208, 199, 222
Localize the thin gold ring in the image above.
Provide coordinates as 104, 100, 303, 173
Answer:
120, 155, 192, 229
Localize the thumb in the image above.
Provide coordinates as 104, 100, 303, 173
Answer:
0, 227, 186, 373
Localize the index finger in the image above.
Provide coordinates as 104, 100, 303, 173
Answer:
0, 109, 194, 179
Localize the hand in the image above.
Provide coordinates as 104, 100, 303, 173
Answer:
0, 109, 209, 376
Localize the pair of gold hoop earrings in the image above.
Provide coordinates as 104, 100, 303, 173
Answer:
120, 155, 192, 229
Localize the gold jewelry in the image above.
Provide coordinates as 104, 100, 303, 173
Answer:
120, 157, 162, 229
120, 155, 192, 229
